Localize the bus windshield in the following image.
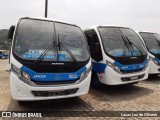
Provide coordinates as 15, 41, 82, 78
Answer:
13, 18, 89, 62
98, 27, 147, 57
140, 32, 160, 55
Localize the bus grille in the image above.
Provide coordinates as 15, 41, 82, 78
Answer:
26, 65, 82, 73
31, 88, 79, 97
114, 55, 147, 65
32, 79, 79, 85
121, 74, 144, 82
120, 68, 144, 74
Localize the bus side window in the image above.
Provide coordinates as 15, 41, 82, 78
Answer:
85, 30, 103, 62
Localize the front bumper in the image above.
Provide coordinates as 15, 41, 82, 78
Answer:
98, 65, 149, 85
10, 72, 91, 101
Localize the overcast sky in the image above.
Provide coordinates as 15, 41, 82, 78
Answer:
0, 0, 160, 33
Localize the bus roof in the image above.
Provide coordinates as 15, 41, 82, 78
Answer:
85, 25, 131, 30
19, 17, 77, 27
138, 31, 158, 35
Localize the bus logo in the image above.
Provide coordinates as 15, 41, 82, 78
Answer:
69, 74, 77, 79
52, 63, 64, 65
55, 74, 61, 80
130, 57, 137, 59
33, 75, 46, 79
121, 66, 128, 69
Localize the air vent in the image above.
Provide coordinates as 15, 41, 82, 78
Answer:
32, 88, 79, 97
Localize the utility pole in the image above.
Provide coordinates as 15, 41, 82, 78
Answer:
45, 0, 48, 18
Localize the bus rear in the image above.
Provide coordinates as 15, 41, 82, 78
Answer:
8, 17, 91, 102
85, 26, 149, 86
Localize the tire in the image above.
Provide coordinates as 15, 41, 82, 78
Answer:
91, 71, 103, 88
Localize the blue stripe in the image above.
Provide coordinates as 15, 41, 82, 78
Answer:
21, 66, 87, 82
92, 59, 148, 74
154, 57, 160, 65
92, 62, 107, 73
114, 59, 148, 71
111, 51, 140, 57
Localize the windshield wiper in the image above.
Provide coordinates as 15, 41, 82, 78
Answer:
35, 41, 56, 66
121, 35, 132, 56
57, 34, 78, 64
125, 36, 143, 56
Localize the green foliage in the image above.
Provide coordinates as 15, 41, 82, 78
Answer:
0, 29, 10, 50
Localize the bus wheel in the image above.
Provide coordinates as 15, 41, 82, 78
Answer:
91, 71, 102, 88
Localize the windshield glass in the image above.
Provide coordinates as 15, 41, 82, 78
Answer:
154, 33, 160, 41
55, 22, 89, 61
140, 32, 160, 55
98, 27, 147, 57
13, 19, 56, 60
13, 19, 89, 61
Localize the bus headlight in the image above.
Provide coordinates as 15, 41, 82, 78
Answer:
11, 64, 20, 75
21, 71, 30, 80
149, 57, 159, 65
106, 61, 114, 68
86, 66, 92, 74
106, 61, 122, 74
80, 66, 91, 79
114, 66, 122, 73
154, 60, 158, 65
80, 71, 87, 79
11, 64, 31, 83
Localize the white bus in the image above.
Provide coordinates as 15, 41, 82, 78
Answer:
84, 26, 149, 86
8, 17, 91, 104
138, 32, 160, 75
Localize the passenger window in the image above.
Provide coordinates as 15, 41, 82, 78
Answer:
84, 30, 103, 61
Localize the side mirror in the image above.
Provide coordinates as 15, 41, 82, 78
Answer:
8, 25, 15, 42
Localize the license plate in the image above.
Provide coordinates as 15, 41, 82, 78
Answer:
130, 76, 138, 80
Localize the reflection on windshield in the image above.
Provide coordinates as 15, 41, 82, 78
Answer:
13, 19, 89, 62
55, 22, 89, 61
14, 19, 55, 60
140, 32, 160, 55
98, 27, 147, 57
